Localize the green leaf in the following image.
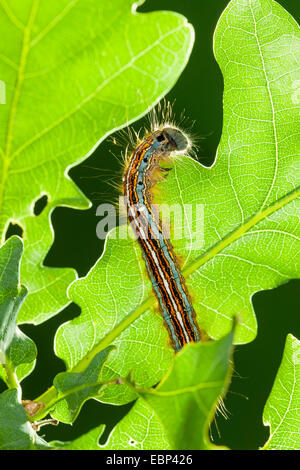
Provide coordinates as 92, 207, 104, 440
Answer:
0, 389, 49, 449
262, 334, 300, 450
0, 236, 25, 351
138, 333, 233, 450
0, 0, 194, 324
50, 346, 115, 423
101, 332, 233, 450
0, 236, 36, 387
51, 0, 299, 411
101, 399, 172, 450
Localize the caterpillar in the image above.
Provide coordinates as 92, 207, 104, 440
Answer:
123, 112, 202, 352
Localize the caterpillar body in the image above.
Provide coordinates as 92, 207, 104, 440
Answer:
123, 123, 202, 352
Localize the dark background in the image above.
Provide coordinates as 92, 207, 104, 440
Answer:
5, 0, 299, 449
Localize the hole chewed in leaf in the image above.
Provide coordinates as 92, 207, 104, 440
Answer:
33, 194, 48, 216
129, 437, 137, 447
5, 222, 24, 240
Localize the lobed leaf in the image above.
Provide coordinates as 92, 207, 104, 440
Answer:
135, 331, 233, 450
51, 346, 115, 423
170, 0, 300, 343
0, 0, 194, 324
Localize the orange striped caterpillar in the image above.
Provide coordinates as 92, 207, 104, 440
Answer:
123, 110, 202, 351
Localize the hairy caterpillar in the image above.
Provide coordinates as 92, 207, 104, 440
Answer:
123, 109, 202, 351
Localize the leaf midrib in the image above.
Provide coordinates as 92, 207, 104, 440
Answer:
184, 186, 300, 278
